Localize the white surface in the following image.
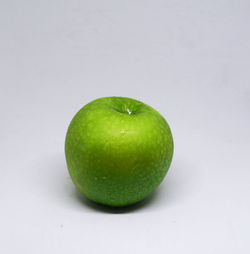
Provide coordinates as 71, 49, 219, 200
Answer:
1, 1, 250, 253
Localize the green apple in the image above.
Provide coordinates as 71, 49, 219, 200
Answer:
65, 97, 174, 207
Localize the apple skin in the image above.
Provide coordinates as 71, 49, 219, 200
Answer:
65, 97, 174, 207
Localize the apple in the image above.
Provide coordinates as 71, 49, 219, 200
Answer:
65, 97, 174, 207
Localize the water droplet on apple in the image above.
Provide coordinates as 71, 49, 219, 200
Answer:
127, 108, 132, 115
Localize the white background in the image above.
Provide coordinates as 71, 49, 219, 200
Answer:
1, 1, 250, 253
